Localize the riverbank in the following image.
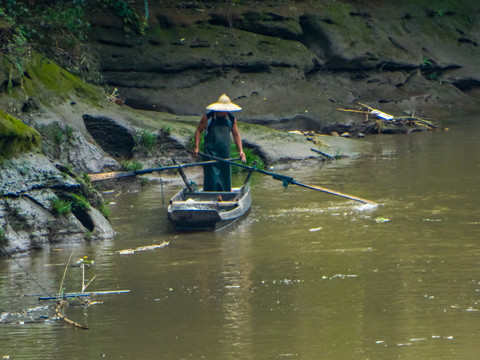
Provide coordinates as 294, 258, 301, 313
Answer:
90, 0, 480, 124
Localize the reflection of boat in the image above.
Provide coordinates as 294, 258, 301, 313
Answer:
167, 183, 252, 231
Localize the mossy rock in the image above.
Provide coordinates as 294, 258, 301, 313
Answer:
0, 109, 41, 158
21, 54, 101, 106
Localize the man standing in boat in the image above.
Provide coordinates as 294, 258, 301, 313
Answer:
194, 94, 246, 192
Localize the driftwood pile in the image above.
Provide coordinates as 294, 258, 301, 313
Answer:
338, 103, 437, 134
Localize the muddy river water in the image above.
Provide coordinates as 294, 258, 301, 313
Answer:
1, 116, 479, 359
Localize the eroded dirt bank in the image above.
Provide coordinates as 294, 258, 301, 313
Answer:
90, 0, 480, 128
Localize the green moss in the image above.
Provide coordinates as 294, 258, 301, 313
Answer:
21, 54, 100, 106
0, 108, 41, 158
321, 2, 354, 24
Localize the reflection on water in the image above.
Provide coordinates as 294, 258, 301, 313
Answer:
1, 118, 480, 359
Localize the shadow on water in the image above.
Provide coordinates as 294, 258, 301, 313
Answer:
1, 117, 480, 359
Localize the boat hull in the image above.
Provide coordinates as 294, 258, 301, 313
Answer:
167, 185, 251, 231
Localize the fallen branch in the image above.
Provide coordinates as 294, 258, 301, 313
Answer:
55, 300, 88, 330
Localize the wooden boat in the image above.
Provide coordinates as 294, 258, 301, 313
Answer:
167, 183, 252, 231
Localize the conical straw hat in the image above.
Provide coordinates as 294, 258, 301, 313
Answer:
206, 94, 242, 112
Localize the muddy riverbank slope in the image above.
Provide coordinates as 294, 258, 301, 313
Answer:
91, 0, 480, 127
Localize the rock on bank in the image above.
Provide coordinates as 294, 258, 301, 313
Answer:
0, 153, 115, 254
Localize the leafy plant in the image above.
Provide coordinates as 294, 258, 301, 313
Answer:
80, 172, 91, 185
70, 193, 90, 211
230, 144, 265, 174
53, 128, 64, 145
134, 129, 156, 155
65, 126, 74, 140
40, 123, 73, 149
90, 0, 148, 36
98, 200, 110, 219
421, 56, 433, 68
421, 57, 440, 81
121, 159, 143, 171
161, 125, 172, 135
51, 196, 72, 215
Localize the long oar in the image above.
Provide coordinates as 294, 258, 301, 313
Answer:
88, 158, 239, 181
199, 152, 377, 205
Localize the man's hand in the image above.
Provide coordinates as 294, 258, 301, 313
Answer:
239, 151, 246, 162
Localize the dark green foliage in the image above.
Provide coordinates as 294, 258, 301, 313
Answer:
51, 196, 72, 215
70, 193, 90, 211
134, 129, 156, 155
51, 193, 91, 216
230, 144, 265, 174
121, 159, 143, 171
1, 0, 147, 82
94, 0, 148, 35
0, 228, 5, 245
98, 200, 110, 219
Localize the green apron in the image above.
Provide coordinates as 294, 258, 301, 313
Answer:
202, 112, 234, 191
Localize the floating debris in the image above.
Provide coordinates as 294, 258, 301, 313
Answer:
337, 102, 437, 134
75, 256, 94, 267
375, 217, 390, 223
55, 300, 88, 330
225, 285, 240, 289
0, 306, 51, 324
261, 279, 304, 285
322, 274, 358, 280
376, 335, 454, 347
410, 338, 427, 342
111, 241, 169, 255
37, 290, 131, 301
